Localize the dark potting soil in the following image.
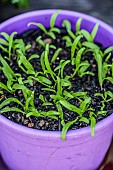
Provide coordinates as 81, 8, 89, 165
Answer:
0, 28, 113, 131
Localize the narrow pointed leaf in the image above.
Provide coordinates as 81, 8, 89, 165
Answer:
91, 23, 99, 40
50, 10, 61, 28
61, 118, 78, 140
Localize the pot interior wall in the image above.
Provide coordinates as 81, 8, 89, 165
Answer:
1, 10, 113, 47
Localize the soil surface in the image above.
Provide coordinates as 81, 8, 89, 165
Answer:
0, 28, 113, 131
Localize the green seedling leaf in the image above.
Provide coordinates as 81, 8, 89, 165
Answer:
23, 79, 33, 86
39, 94, 45, 103
71, 35, 83, 59
40, 52, 46, 72
76, 47, 85, 64
56, 103, 63, 120
62, 36, 72, 47
76, 18, 82, 33
51, 48, 62, 63
90, 115, 96, 136
36, 36, 46, 47
47, 32, 56, 40
63, 90, 74, 100
12, 84, 29, 91
50, 10, 61, 28
0, 55, 15, 80
0, 32, 9, 41
0, 82, 10, 92
61, 60, 70, 78
104, 46, 113, 55
28, 22, 47, 34
97, 111, 107, 116
80, 29, 92, 42
91, 23, 99, 40
14, 39, 31, 54
57, 76, 62, 95
0, 38, 9, 46
105, 91, 113, 99
0, 91, 3, 94
84, 42, 99, 50
94, 50, 103, 89
0, 97, 23, 109
54, 64, 61, 72
28, 54, 39, 61
102, 62, 111, 77
8, 32, 18, 58
72, 47, 85, 76
82, 41, 99, 50
61, 78, 72, 88
13, 79, 30, 101
78, 60, 90, 77
38, 76, 52, 85
25, 91, 35, 111
26, 110, 41, 118
18, 53, 35, 74
71, 92, 87, 98
25, 44, 31, 51
104, 77, 113, 84
14, 39, 24, 50
50, 27, 60, 34
44, 110, 60, 117
0, 107, 24, 114
79, 117, 89, 124
7, 79, 14, 91
50, 45, 56, 49
30, 76, 52, 88
105, 53, 111, 62
80, 97, 91, 114
79, 71, 94, 77
61, 118, 78, 140
50, 94, 61, 102
67, 30, 76, 40
41, 88, 55, 93
0, 45, 8, 53
44, 44, 55, 81
60, 99, 81, 115
95, 91, 113, 103
62, 20, 71, 31
1, 32, 17, 59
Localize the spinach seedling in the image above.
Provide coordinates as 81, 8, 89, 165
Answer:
0, 97, 24, 115
62, 20, 76, 40
14, 39, 31, 55
79, 23, 99, 42
72, 48, 94, 78
0, 54, 17, 92
89, 112, 96, 136
61, 118, 79, 140
95, 91, 113, 111
0, 32, 17, 60
39, 94, 53, 106
28, 10, 61, 40
94, 49, 113, 89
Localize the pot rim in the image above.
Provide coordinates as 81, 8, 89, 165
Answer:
0, 113, 113, 138
0, 9, 113, 139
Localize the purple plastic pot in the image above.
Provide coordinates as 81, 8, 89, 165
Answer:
0, 9, 113, 170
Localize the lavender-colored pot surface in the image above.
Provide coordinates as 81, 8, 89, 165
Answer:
0, 10, 113, 170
